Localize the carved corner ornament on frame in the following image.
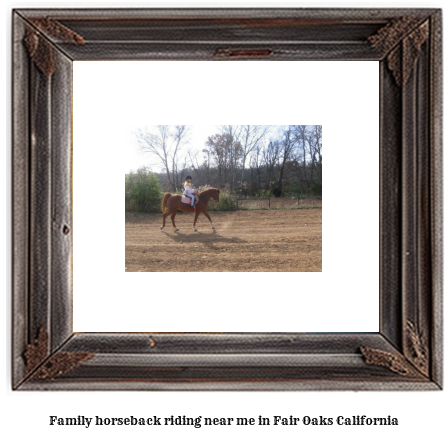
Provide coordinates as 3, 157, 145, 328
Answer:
12, 8, 442, 390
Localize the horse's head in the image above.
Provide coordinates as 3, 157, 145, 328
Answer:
213, 188, 220, 203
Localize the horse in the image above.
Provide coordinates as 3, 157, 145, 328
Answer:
160, 188, 220, 232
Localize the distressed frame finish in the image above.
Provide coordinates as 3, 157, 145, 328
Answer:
12, 8, 442, 390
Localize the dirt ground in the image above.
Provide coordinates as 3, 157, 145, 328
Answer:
125, 209, 322, 272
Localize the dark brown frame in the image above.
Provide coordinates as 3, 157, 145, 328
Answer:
12, 8, 442, 390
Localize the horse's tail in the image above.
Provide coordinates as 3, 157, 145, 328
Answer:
161, 192, 171, 214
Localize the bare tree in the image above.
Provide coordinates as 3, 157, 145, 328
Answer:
202, 148, 212, 183
136, 125, 190, 191
290, 124, 322, 193
238, 125, 270, 183
177, 154, 190, 190
249, 144, 263, 195
218, 125, 243, 191
205, 133, 229, 187
292, 125, 309, 165
262, 139, 280, 195
171, 125, 190, 190
205, 132, 242, 191
308, 125, 322, 189
309, 125, 322, 164
188, 149, 207, 186
218, 125, 270, 188
219, 125, 242, 141
276, 126, 296, 197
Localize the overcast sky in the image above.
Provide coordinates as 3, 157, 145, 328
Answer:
125, 125, 219, 175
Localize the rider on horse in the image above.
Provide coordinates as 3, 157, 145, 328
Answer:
161, 185, 220, 231
184, 176, 196, 207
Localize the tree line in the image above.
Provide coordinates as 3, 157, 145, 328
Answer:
135, 125, 322, 197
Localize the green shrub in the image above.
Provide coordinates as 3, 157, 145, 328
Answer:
125, 167, 163, 213
197, 184, 237, 211
211, 190, 237, 211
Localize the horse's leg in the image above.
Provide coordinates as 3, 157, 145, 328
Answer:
202, 211, 215, 229
161, 210, 171, 230
193, 210, 200, 232
171, 211, 179, 231
161, 199, 173, 230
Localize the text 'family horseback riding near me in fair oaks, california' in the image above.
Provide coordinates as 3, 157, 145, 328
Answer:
48, 414, 399, 428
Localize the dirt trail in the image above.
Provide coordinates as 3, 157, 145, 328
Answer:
125, 209, 322, 272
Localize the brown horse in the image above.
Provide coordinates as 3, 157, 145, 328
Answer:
160, 188, 220, 231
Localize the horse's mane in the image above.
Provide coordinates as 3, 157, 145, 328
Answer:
199, 187, 219, 195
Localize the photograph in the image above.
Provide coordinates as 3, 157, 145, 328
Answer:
125, 124, 322, 272
71, 57, 374, 333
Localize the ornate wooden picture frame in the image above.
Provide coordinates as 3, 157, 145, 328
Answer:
12, 8, 442, 390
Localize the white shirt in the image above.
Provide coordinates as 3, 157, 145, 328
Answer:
184, 182, 195, 194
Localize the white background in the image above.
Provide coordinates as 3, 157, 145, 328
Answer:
3, 1, 446, 438
73, 60, 379, 333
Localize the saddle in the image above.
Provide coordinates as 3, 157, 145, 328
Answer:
181, 194, 199, 205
